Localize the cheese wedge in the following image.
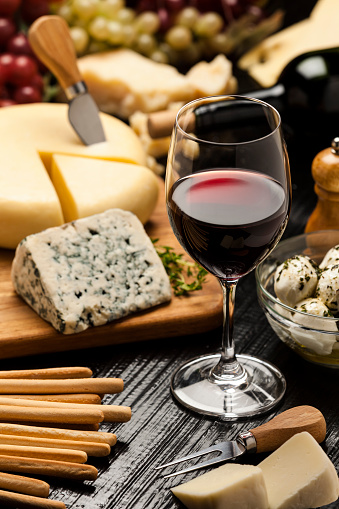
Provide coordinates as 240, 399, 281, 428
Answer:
0, 103, 147, 249
77, 49, 236, 119
238, 0, 339, 87
50, 155, 159, 224
171, 463, 269, 509
259, 432, 339, 509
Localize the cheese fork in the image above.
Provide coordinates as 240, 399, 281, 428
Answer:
155, 406, 326, 478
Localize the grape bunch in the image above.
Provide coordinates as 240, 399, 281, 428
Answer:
52, 0, 282, 68
0, 0, 59, 107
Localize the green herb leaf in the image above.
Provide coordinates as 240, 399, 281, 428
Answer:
152, 239, 208, 296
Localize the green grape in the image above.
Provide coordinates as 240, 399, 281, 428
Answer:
165, 25, 192, 51
207, 32, 232, 53
121, 24, 137, 46
194, 12, 224, 38
116, 8, 135, 25
135, 11, 160, 35
70, 26, 90, 54
98, 0, 124, 18
88, 16, 109, 40
178, 43, 202, 65
135, 33, 157, 55
72, 0, 99, 21
150, 49, 169, 64
57, 4, 74, 24
176, 7, 199, 29
107, 20, 124, 44
87, 40, 110, 53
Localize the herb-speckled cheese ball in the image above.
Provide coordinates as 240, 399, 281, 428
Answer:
274, 255, 318, 307
319, 245, 339, 269
315, 264, 339, 312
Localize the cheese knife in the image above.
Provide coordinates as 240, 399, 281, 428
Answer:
28, 15, 106, 146
155, 406, 326, 477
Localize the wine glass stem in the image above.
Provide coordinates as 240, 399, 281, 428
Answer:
210, 280, 246, 384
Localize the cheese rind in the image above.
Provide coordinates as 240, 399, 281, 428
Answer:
50, 155, 159, 224
11, 209, 172, 334
259, 432, 339, 509
171, 463, 269, 509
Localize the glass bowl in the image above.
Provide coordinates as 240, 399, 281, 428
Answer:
256, 230, 339, 367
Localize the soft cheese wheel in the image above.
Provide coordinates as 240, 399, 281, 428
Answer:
259, 432, 339, 509
171, 463, 269, 509
0, 103, 147, 248
50, 155, 159, 224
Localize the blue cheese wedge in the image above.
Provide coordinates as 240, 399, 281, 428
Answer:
11, 209, 172, 334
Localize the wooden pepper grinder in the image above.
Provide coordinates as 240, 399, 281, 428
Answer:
305, 138, 339, 232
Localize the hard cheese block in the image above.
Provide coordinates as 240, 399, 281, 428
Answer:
259, 432, 339, 509
171, 463, 269, 509
0, 103, 147, 249
11, 209, 172, 334
77, 49, 236, 119
50, 155, 159, 224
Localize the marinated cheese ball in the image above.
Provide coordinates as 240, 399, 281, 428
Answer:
292, 298, 338, 357
315, 264, 339, 312
274, 255, 318, 307
319, 244, 339, 269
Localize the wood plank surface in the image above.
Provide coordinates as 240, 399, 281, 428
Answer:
0, 179, 223, 360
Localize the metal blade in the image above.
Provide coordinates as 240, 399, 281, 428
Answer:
68, 93, 106, 146
156, 440, 246, 478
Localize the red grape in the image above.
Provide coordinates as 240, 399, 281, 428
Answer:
0, 17, 16, 47
13, 84, 42, 103
29, 72, 44, 92
0, 0, 21, 17
0, 52, 15, 81
6, 32, 34, 56
20, 0, 49, 24
7, 54, 38, 85
0, 98, 16, 106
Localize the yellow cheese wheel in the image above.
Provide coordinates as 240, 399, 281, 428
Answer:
50, 155, 159, 224
0, 103, 148, 249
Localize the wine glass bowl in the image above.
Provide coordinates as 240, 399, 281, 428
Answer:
165, 95, 291, 419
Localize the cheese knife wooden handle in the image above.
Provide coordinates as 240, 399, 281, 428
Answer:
28, 15, 82, 91
249, 405, 326, 453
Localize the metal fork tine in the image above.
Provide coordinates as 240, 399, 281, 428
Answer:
155, 443, 224, 471
163, 455, 227, 478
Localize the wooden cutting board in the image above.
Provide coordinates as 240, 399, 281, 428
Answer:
0, 180, 223, 360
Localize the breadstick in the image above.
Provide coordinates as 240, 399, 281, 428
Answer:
0, 394, 102, 404
0, 423, 117, 445
0, 404, 104, 424
0, 367, 92, 379
0, 455, 98, 480
9, 422, 100, 431
0, 489, 66, 508
0, 434, 110, 457
0, 397, 131, 423
0, 444, 87, 463
0, 472, 50, 497
0, 378, 123, 394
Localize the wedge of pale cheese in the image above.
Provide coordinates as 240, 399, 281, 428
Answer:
0, 103, 148, 249
77, 49, 236, 119
238, 0, 339, 87
259, 432, 339, 509
171, 463, 269, 509
50, 155, 159, 224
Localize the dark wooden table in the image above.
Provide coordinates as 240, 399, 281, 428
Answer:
0, 121, 338, 508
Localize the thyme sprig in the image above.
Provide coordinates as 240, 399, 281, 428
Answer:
153, 239, 208, 296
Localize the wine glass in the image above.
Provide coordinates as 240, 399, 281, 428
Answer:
165, 95, 291, 419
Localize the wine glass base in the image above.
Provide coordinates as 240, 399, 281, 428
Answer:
171, 353, 286, 419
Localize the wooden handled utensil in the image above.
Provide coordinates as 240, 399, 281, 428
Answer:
155, 406, 326, 477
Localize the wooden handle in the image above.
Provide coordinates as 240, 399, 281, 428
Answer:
250, 405, 326, 453
28, 15, 82, 90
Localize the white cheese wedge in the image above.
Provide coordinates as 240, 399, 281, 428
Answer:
11, 209, 172, 334
171, 463, 269, 509
238, 0, 339, 87
0, 103, 147, 249
50, 155, 159, 224
77, 49, 236, 119
259, 432, 339, 509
